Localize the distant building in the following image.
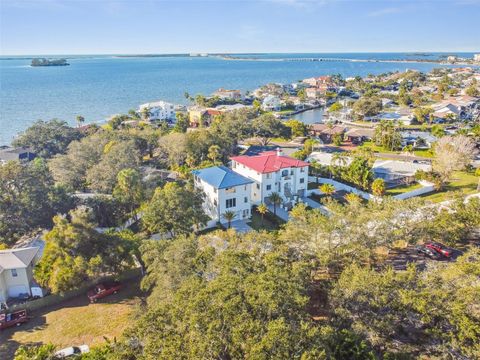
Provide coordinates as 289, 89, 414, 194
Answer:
192, 165, 253, 227
0, 247, 40, 302
212, 88, 242, 100
231, 149, 309, 205
139, 101, 176, 122
474, 54, 480, 62
262, 95, 282, 111
309, 124, 346, 143
0, 147, 36, 165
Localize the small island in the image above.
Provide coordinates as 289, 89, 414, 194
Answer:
31, 58, 70, 67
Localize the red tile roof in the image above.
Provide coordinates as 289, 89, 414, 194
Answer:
231, 151, 309, 174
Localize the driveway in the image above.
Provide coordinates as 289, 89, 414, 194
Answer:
229, 220, 253, 233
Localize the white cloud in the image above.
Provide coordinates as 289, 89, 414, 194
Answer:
367, 7, 402, 17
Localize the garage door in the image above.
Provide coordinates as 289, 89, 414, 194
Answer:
8, 285, 28, 298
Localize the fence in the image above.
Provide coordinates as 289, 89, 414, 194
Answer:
308, 176, 375, 200
393, 181, 436, 200
4, 268, 142, 314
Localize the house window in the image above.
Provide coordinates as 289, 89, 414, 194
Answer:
256, 183, 260, 189
300, 167, 305, 173
226, 198, 236, 208
266, 173, 271, 179
225, 187, 236, 194
282, 170, 288, 177
290, 170, 294, 175
300, 178, 305, 184
266, 185, 271, 190
214, 199, 217, 206
244, 197, 248, 203
11, 269, 18, 277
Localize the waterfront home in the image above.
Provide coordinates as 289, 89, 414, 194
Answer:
192, 165, 253, 227
302, 76, 334, 88
262, 95, 282, 111
231, 149, 309, 205
212, 88, 242, 100
0, 247, 40, 302
0, 146, 36, 165
215, 104, 251, 112
306, 87, 322, 99
381, 98, 395, 108
139, 100, 176, 122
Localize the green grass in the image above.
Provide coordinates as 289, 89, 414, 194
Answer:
248, 208, 284, 231
420, 171, 479, 202
0, 279, 143, 358
385, 182, 423, 196
359, 141, 434, 158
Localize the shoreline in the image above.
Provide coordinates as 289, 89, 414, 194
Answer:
215, 55, 479, 66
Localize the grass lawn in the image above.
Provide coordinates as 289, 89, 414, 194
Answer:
248, 208, 285, 231
385, 182, 423, 196
420, 171, 479, 202
359, 141, 434, 158
0, 278, 144, 359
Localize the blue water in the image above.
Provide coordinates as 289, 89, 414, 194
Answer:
0, 53, 476, 145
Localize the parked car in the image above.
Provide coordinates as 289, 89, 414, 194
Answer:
425, 241, 452, 258
55, 345, 89, 357
87, 281, 122, 303
415, 245, 442, 260
0, 309, 28, 330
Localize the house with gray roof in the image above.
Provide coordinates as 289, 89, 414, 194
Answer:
192, 166, 253, 227
0, 247, 40, 302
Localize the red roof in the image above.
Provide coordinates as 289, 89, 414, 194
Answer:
231, 151, 309, 174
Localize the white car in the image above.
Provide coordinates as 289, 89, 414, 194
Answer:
55, 345, 90, 357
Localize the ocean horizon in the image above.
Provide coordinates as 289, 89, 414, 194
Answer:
1, 52, 478, 145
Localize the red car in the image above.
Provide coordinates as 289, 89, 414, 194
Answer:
87, 281, 122, 303
0, 310, 28, 330
425, 241, 452, 258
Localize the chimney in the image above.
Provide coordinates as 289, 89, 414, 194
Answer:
276, 147, 283, 156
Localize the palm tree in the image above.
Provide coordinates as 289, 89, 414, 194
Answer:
257, 203, 268, 225
222, 210, 236, 229
371, 178, 386, 197
268, 192, 282, 217
76, 115, 85, 128
208, 145, 221, 164
345, 192, 361, 204
141, 107, 151, 121
319, 183, 335, 197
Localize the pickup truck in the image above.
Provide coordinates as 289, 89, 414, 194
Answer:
0, 310, 28, 330
87, 281, 122, 303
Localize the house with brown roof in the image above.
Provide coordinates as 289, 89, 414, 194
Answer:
309, 124, 346, 143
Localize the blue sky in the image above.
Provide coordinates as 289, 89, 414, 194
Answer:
1, 0, 479, 55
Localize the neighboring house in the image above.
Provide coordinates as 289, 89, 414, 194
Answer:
401, 131, 437, 149
305, 87, 321, 99
309, 124, 346, 143
212, 88, 242, 100
302, 76, 334, 88
373, 160, 431, 186
192, 165, 253, 227
215, 104, 251, 112
0, 147, 36, 165
0, 247, 40, 302
345, 128, 375, 145
307, 151, 431, 186
231, 149, 309, 205
139, 101, 176, 122
188, 107, 222, 127
381, 98, 395, 108
262, 95, 282, 111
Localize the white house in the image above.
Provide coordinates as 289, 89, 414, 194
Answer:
0, 247, 39, 302
231, 149, 309, 205
212, 88, 242, 100
139, 101, 176, 122
192, 165, 253, 227
262, 95, 282, 111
